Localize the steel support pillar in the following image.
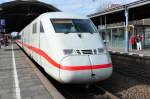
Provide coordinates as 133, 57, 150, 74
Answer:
124, 6, 129, 53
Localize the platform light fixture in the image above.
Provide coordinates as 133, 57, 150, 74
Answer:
0, 7, 3, 11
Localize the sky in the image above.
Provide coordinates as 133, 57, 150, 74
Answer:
0, 0, 139, 15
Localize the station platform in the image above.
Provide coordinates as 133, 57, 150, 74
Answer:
0, 43, 63, 99
108, 47, 150, 57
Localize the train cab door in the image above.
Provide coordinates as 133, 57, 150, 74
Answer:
28, 25, 32, 57
32, 21, 41, 64
38, 21, 45, 67
21, 31, 24, 48
37, 21, 42, 65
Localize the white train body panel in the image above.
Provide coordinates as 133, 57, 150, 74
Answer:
16, 12, 113, 84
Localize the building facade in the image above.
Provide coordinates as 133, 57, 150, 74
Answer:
99, 19, 150, 49
89, 0, 150, 50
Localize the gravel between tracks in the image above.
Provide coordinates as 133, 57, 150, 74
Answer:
99, 72, 150, 99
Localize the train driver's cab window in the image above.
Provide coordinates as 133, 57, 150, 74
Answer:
51, 19, 76, 33
33, 22, 37, 34
51, 19, 97, 33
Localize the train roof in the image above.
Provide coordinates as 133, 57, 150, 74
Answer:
40, 12, 89, 19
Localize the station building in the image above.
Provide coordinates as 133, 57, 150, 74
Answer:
89, 0, 150, 49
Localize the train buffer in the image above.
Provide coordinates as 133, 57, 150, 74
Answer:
0, 43, 64, 99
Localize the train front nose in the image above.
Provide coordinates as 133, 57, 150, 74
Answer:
59, 55, 92, 84
59, 54, 112, 84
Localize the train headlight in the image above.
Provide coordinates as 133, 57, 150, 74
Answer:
63, 49, 73, 55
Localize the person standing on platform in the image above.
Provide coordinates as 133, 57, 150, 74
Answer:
3, 33, 9, 47
130, 34, 135, 51
135, 34, 142, 50
0, 33, 2, 48
138, 34, 143, 50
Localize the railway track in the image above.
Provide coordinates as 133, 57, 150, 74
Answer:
30, 61, 119, 99
56, 84, 120, 99
18, 44, 120, 99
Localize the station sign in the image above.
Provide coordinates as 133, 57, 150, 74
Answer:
0, 19, 6, 26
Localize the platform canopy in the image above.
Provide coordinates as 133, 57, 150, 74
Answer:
0, 0, 60, 33
89, 0, 150, 26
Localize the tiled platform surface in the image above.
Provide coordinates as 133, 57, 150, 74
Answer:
0, 44, 53, 99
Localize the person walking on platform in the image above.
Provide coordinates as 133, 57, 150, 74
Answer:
130, 34, 135, 50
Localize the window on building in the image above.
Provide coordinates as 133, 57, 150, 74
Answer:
40, 21, 44, 33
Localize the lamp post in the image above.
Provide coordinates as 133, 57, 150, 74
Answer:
0, 8, 2, 11
124, 5, 129, 53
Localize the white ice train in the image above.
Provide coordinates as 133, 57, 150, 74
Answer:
16, 12, 112, 84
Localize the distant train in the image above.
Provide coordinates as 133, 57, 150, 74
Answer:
16, 12, 112, 84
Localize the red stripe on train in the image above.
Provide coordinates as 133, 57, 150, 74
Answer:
16, 40, 112, 71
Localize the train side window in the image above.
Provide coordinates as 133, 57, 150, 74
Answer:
40, 21, 44, 33
33, 22, 37, 34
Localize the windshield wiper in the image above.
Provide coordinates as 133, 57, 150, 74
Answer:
64, 32, 69, 34
64, 30, 70, 34
89, 31, 94, 34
